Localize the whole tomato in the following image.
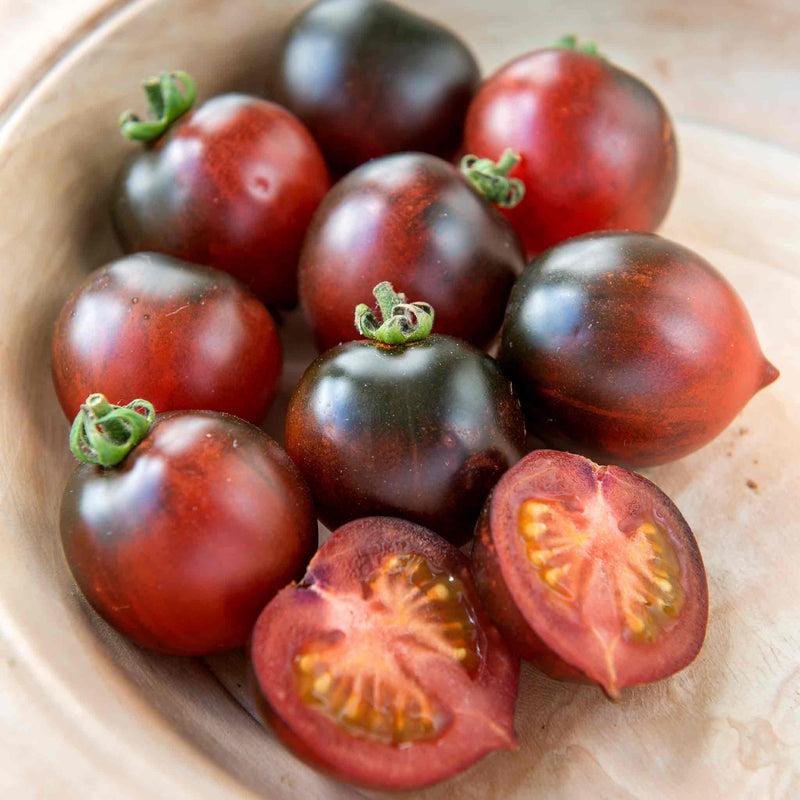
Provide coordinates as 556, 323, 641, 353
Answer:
52, 253, 282, 424
270, 0, 480, 175
299, 153, 525, 352
286, 283, 526, 545
112, 72, 330, 307
462, 41, 677, 256
61, 398, 317, 656
499, 232, 778, 466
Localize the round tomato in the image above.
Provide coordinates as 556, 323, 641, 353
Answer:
52, 253, 282, 424
499, 232, 778, 466
112, 72, 329, 307
270, 0, 479, 174
61, 401, 317, 655
463, 44, 677, 256
251, 516, 519, 789
286, 283, 526, 545
299, 153, 525, 352
472, 449, 709, 698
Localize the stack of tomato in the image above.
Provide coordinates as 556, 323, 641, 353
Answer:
50, 0, 777, 790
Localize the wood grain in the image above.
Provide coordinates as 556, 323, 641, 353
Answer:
0, 0, 797, 797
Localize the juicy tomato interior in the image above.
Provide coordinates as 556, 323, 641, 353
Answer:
516, 496, 684, 646
292, 551, 482, 746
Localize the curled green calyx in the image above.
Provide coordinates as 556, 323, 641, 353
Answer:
552, 34, 601, 57
119, 71, 197, 143
70, 394, 155, 467
460, 149, 525, 209
354, 282, 434, 346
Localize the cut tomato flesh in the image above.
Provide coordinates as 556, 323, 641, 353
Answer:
517, 498, 684, 644
292, 551, 481, 746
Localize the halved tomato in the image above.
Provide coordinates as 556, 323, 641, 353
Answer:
250, 517, 519, 789
472, 450, 708, 698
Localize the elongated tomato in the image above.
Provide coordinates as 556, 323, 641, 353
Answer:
472, 450, 708, 698
251, 517, 519, 789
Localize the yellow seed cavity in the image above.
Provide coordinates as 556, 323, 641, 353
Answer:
427, 583, 449, 601
653, 576, 673, 594
521, 521, 547, 541
313, 673, 332, 695
454, 647, 468, 661
297, 654, 316, 673
527, 547, 551, 567
543, 564, 570, 588
626, 613, 646, 634
520, 501, 549, 520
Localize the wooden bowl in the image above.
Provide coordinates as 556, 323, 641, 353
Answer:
1, 1, 798, 796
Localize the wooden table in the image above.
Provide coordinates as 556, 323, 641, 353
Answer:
0, 1, 798, 798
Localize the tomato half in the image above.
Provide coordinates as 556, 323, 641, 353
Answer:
472, 450, 709, 698
251, 517, 519, 789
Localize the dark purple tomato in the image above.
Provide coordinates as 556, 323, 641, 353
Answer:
463, 45, 677, 256
285, 313, 526, 545
499, 232, 779, 466
472, 450, 708, 698
113, 74, 330, 307
270, 0, 480, 175
299, 153, 525, 352
251, 517, 519, 789
52, 253, 282, 424
61, 409, 317, 655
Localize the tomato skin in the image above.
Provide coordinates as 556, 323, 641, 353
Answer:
52, 253, 282, 424
112, 95, 330, 308
60, 411, 317, 656
472, 450, 709, 697
270, 0, 480, 175
499, 232, 778, 466
285, 336, 526, 545
250, 517, 519, 790
463, 48, 677, 256
299, 153, 525, 352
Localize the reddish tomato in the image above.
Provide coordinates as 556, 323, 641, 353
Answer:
472, 450, 708, 698
499, 232, 778, 466
112, 72, 329, 307
299, 153, 525, 352
251, 517, 519, 789
463, 45, 677, 256
271, 0, 480, 175
61, 404, 317, 656
52, 253, 282, 424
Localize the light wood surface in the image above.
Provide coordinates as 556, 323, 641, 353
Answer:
0, 0, 798, 798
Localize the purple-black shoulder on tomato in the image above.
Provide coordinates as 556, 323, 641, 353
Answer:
270, 0, 480, 174
286, 282, 526, 545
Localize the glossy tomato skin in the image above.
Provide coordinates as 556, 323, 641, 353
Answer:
52, 253, 282, 424
60, 411, 317, 656
285, 336, 526, 545
472, 450, 709, 697
500, 232, 779, 466
270, 0, 480, 175
463, 48, 677, 256
112, 95, 330, 308
299, 153, 525, 352
251, 517, 519, 789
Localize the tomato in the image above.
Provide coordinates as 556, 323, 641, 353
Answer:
299, 153, 525, 352
112, 72, 329, 307
286, 283, 526, 545
251, 516, 518, 789
462, 44, 677, 256
499, 232, 778, 466
270, 0, 480, 175
61, 400, 317, 656
52, 253, 282, 424
472, 450, 708, 698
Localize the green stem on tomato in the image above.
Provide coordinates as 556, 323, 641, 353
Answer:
552, 34, 601, 57
70, 393, 156, 467
119, 71, 197, 143
460, 149, 525, 209
354, 282, 435, 346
